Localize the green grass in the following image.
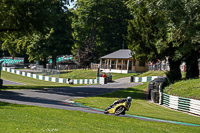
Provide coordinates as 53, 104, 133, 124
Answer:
1, 71, 77, 90
59, 69, 97, 79
137, 71, 186, 79
59, 69, 139, 80
137, 71, 166, 77
74, 83, 200, 125
164, 78, 200, 100
1, 71, 200, 132
110, 73, 139, 80
0, 102, 199, 133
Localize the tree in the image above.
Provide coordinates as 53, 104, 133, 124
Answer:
0, 0, 74, 68
126, 0, 200, 83
0, 0, 71, 34
75, 37, 94, 68
153, 0, 200, 79
24, 10, 73, 69
72, 0, 131, 64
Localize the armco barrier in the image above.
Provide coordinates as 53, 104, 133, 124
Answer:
161, 93, 200, 116
2, 67, 106, 85
131, 76, 161, 82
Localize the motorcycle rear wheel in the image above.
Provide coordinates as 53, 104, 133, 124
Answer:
115, 106, 125, 116
104, 111, 109, 114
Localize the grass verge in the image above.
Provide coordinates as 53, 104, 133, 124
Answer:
164, 78, 200, 100
1, 71, 76, 90
74, 83, 200, 125
0, 102, 199, 133
59, 69, 139, 80
137, 71, 166, 77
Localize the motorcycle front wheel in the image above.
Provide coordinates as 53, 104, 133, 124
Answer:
115, 106, 125, 116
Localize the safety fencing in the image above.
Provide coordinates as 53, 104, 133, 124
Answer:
134, 76, 200, 116
2, 67, 106, 85
161, 93, 200, 116
131, 76, 162, 82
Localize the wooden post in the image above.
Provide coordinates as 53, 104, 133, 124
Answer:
107, 59, 109, 69
110, 59, 112, 69
121, 60, 123, 70
100, 58, 102, 67
127, 59, 130, 72
116, 59, 118, 69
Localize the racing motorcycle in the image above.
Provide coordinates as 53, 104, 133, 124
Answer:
104, 100, 131, 115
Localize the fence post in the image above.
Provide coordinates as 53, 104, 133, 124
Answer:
159, 83, 163, 105
99, 77, 106, 85
0, 61, 3, 88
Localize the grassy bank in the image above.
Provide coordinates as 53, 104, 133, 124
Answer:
0, 102, 199, 133
164, 78, 200, 100
1, 71, 75, 90
74, 83, 200, 125
137, 71, 166, 77
59, 69, 138, 80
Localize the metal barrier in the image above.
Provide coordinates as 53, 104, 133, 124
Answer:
161, 93, 200, 115
130, 76, 162, 82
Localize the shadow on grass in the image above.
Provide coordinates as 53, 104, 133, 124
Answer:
0, 102, 31, 108
0, 84, 76, 90
60, 70, 73, 74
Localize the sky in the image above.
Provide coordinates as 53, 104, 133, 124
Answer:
67, 0, 76, 9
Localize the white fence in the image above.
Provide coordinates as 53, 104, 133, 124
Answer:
2, 67, 107, 85
161, 93, 200, 116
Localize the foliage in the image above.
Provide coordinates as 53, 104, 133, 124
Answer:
126, 1, 167, 61
72, 0, 131, 64
0, 0, 73, 67
126, 0, 200, 82
0, 0, 70, 34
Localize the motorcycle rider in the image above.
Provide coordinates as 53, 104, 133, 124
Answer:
107, 96, 132, 110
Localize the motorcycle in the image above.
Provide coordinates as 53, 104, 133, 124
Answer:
104, 100, 131, 115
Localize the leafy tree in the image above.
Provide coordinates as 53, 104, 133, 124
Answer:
0, 0, 71, 34
74, 37, 94, 68
158, 0, 200, 79
72, 0, 131, 64
126, 0, 200, 83
0, 0, 74, 68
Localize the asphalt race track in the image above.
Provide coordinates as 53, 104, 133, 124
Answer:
0, 77, 199, 127
0, 77, 140, 114
3, 79, 25, 85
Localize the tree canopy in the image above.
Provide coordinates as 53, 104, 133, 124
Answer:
0, 0, 199, 82
71, 0, 131, 67
0, 0, 73, 68
126, 0, 200, 82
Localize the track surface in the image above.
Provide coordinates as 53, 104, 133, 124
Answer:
0, 77, 199, 127
2, 79, 25, 85
0, 77, 140, 114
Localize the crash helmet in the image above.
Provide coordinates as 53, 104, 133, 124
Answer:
127, 96, 132, 103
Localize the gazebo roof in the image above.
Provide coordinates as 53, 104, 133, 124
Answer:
100, 49, 134, 59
